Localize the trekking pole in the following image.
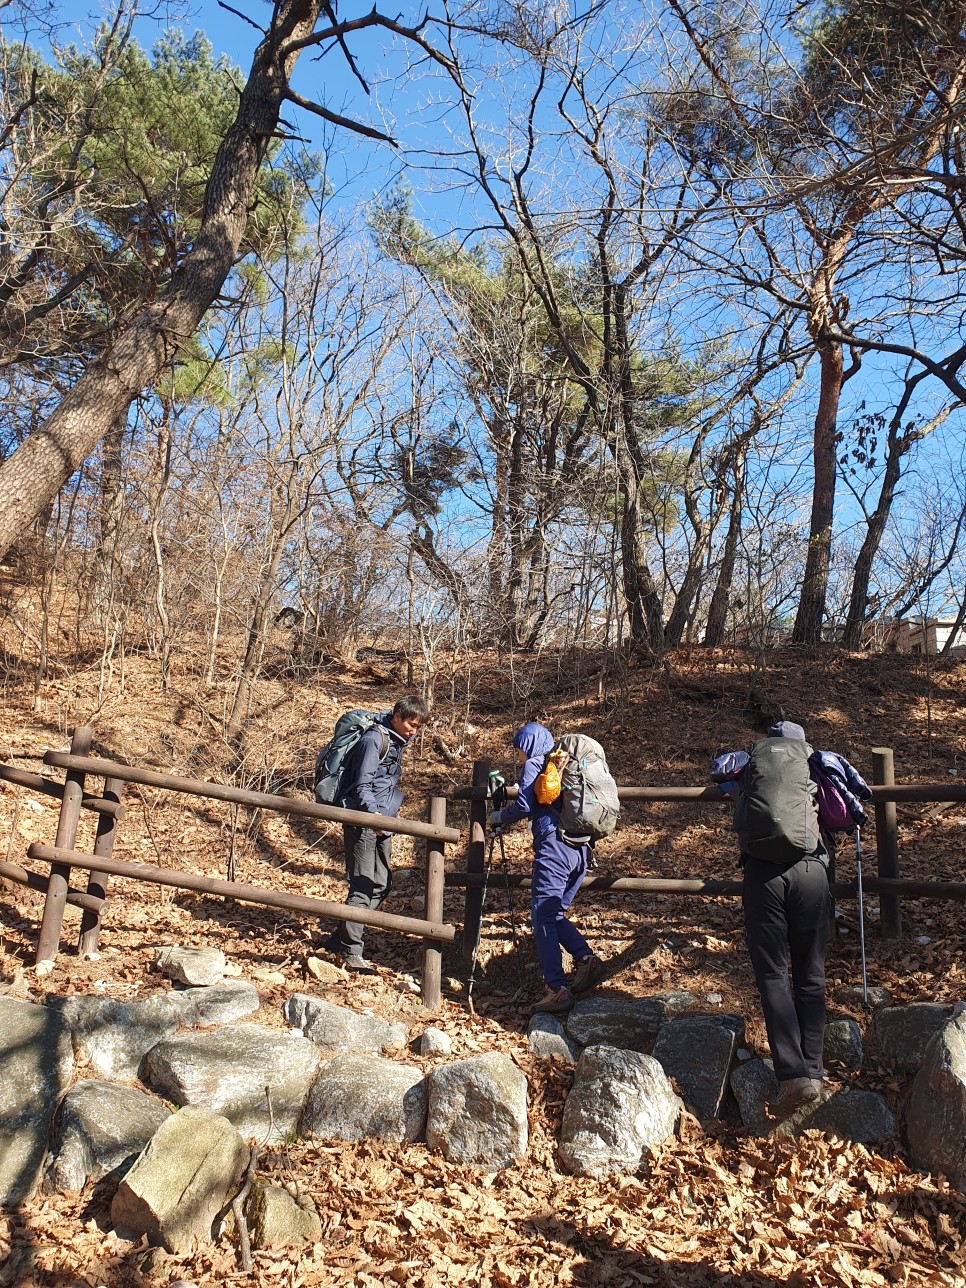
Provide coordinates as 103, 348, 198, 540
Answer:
467, 830, 496, 1012
855, 825, 868, 1009
496, 828, 522, 966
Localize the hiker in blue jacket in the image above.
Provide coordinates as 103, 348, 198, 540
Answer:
713, 717, 833, 1120
326, 694, 428, 970
489, 721, 604, 1014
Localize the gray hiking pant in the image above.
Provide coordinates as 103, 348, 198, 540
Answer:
337, 825, 393, 957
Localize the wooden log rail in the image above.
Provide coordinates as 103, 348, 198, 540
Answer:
43, 752, 459, 844
446, 872, 966, 901
0, 763, 126, 817
27, 844, 456, 944
0, 857, 105, 913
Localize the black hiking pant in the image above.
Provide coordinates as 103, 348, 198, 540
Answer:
336, 825, 393, 957
742, 851, 830, 1083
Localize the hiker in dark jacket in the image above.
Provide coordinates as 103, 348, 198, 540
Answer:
714, 717, 831, 1120
489, 721, 604, 1014
327, 694, 428, 970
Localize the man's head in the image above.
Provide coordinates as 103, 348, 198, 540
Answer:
391, 694, 429, 739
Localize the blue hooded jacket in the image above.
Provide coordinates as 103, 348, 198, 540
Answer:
494, 721, 559, 842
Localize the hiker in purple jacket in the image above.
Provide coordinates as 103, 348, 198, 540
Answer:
489, 721, 604, 1014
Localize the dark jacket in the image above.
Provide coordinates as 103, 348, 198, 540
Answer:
339, 711, 409, 818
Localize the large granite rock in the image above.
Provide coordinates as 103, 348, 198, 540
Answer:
173, 980, 260, 1027
565, 994, 694, 1053
652, 1017, 738, 1120
872, 1003, 955, 1075
426, 1053, 528, 1169
47, 1080, 170, 1193
824, 1018, 864, 1070
299, 1055, 426, 1144
285, 995, 408, 1056
140, 1023, 320, 1142
729, 1058, 779, 1137
111, 1106, 249, 1252
54, 993, 183, 1080
799, 1090, 895, 1144
558, 1045, 682, 1176
528, 1013, 581, 1064
0, 997, 74, 1204
907, 1011, 966, 1187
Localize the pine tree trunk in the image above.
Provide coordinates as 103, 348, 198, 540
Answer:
793, 339, 842, 645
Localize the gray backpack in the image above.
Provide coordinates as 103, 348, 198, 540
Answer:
554, 734, 620, 844
733, 736, 821, 862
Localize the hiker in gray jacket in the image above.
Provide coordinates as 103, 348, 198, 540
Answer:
326, 694, 428, 971
714, 717, 831, 1120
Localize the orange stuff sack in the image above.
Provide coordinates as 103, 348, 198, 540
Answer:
534, 748, 568, 805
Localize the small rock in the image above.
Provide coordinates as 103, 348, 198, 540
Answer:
286, 994, 408, 1056
154, 946, 226, 988
705, 993, 723, 1005
223, 962, 243, 978
305, 957, 342, 985
839, 985, 891, 1010
246, 1181, 321, 1250
251, 967, 286, 986
730, 1058, 778, 1137
527, 1014, 580, 1064
419, 1027, 453, 1057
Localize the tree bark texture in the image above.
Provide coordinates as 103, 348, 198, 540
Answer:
792, 338, 842, 645
0, 0, 322, 563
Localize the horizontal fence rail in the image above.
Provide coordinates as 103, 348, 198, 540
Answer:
28, 843, 456, 943
451, 782, 966, 804
0, 856, 106, 912
0, 762, 126, 817
43, 752, 460, 845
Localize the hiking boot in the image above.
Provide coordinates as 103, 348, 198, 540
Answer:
529, 986, 573, 1016
769, 1076, 821, 1120
571, 954, 605, 995
340, 954, 377, 974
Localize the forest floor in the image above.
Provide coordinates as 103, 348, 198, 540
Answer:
2, 634, 966, 1287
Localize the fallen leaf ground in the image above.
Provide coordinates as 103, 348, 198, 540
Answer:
2, 635, 966, 1287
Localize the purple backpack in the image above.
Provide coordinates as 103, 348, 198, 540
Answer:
812, 767, 852, 831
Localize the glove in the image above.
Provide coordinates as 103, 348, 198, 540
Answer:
488, 810, 503, 832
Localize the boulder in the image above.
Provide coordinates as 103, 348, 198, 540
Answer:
47, 1080, 170, 1193
652, 1017, 738, 1120
565, 994, 694, 1053
558, 1045, 682, 1177
729, 1058, 779, 1137
111, 1106, 249, 1253
54, 993, 183, 1079
299, 1055, 426, 1143
528, 1013, 581, 1064
873, 1003, 955, 1075
173, 980, 260, 1027
838, 985, 891, 1010
155, 946, 226, 988
795, 1090, 895, 1144
907, 1011, 966, 1187
246, 1181, 321, 1250
0, 997, 74, 1204
285, 994, 407, 1056
824, 1018, 864, 1070
426, 1053, 528, 1169
140, 1023, 320, 1143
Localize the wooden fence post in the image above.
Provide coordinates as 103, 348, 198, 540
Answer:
77, 775, 124, 958
871, 746, 902, 939
36, 725, 92, 967
461, 761, 490, 964
422, 795, 447, 1010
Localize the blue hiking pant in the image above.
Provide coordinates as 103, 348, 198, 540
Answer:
531, 830, 591, 990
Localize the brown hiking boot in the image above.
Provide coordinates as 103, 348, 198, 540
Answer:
529, 986, 573, 1016
571, 954, 605, 994
769, 1076, 821, 1120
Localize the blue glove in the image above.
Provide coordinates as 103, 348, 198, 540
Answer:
488, 810, 503, 832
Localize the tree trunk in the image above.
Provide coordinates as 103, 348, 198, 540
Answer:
792, 338, 842, 645
842, 425, 906, 648
0, 0, 323, 563
704, 454, 746, 647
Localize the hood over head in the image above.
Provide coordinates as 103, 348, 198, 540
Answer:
513, 721, 554, 759
766, 719, 807, 741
